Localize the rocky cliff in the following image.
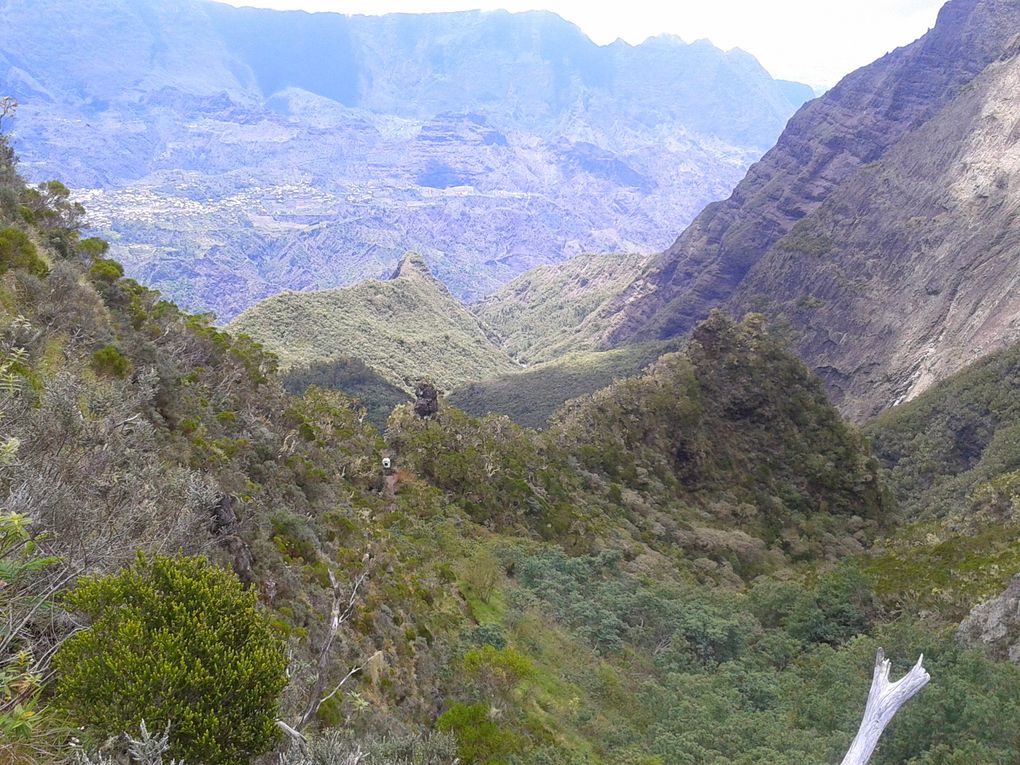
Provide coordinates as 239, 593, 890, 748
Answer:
597, 0, 1020, 419
959, 575, 1020, 664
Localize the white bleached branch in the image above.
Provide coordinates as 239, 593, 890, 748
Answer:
840, 649, 930, 765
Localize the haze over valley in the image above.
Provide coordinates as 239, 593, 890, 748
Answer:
2, 0, 810, 319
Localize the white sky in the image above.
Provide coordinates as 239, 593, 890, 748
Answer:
215, 0, 945, 89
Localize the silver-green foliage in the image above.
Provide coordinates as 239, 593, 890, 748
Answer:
278, 729, 458, 765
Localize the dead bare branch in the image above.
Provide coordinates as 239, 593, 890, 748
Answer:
840, 649, 930, 765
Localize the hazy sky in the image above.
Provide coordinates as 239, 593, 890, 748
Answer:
216, 0, 945, 89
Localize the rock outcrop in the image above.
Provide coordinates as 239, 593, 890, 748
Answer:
958, 575, 1020, 664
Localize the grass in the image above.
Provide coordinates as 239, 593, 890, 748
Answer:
473, 252, 652, 366
229, 253, 518, 393
448, 340, 681, 429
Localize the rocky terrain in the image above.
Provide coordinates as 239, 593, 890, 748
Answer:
959, 576, 1020, 664
591, 0, 1020, 419
0, 0, 811, 320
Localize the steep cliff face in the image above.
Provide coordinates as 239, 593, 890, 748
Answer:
730, 45, 1020, 418
597, 0, 1020, 417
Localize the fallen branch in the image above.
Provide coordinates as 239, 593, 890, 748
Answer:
276, 719, 307, 749
281, 566, 369, 733
840, 649, 930, 765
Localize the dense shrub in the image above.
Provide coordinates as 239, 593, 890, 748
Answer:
53, 554, 288, 765
437, 702, 520, 764
88, 256, 124, 283
0, 226, 47, 277
90, 344, 131, 378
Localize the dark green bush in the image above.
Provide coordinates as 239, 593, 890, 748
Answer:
53, 554, 288, 765
90, 344, 131, 378
88, 256, 124, 283
77, 237, 110, 259
0, 226, 47, 277
437, 702, 520, 764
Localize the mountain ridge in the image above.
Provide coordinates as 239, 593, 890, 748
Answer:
589, 0, 1020, 419
229, 251, 518, 392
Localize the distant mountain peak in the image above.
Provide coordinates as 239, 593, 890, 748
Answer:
2, 0, 811, 320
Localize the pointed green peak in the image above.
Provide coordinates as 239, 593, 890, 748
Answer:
390, 251, 436, 282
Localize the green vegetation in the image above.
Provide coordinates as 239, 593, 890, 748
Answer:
391, 313, 889, 571
283, 355, 410, 430
438, 703, 522, 763
862, 339, 1020, 621
229, 252, 518, 393
54, 554, 288, 765
551, 313, 889, 561
473, 253, 651, 366
87, 256, 123, 283
2, 119, 1019, 765
242, 253, 662, 429
481, 546, 1020, 765
449, 341, 680, 428
0, 227, 47, 278
0, 512, 60, 752
90, 344, 130, 378
866, 339, 1020, 518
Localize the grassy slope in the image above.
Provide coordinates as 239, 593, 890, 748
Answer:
473, 253, 652, 365
448, 340, 680, 429
7, 135, 1020, 765
861, 339, 1020, 620
229, 253, 518, 392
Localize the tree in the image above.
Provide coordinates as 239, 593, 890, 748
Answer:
0, 97, 16, 134
53, 554, 288, 765
841, 650, 929, 765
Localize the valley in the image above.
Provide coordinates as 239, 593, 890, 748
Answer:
3, 1, 1020, 764
2, 0, 811, 320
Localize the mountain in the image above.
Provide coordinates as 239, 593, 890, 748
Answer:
861, 336, 1020, 627
866, 336, 1020, 523
472, 252, 653, 366
448, 339, 679, 428
592, 0, 1020, 419
0, 0, 811, 320
228, 252, 518, 391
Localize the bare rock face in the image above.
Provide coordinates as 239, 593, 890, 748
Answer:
598, 0, 1020, 419
958, 575, 1020, 664
414, 381, 440, 419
